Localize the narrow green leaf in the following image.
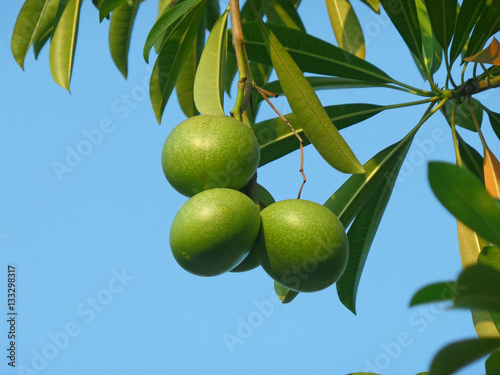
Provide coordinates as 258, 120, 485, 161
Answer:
380, 0, 423, 65
466, 0, 500, 57
449, 0, 487, 64
325, 0, 365, 59
205, 0, 220, 30
483, 106, 500, 143
98, 0, 126, 22
256, 22, 364, 174
254, 103, 384, 167
359, 0, 380, 13
457, 133, 484, 181
444, 98, 483, 132
262, 0, 305, 31
430, 338, 500, 375
274, 281, 299, 303
415, 0, 442, 78
479, 246, 500, 272
428, 162, 500, 246
48, 0, 82, 91
109, 0, 140, 78
11, 0, 51, 69
32, 0, 60, 59
150, 0, 207, 123
337, 142, 408, 314
424, 0, 456, 52
193, 9, 228, 116
143, 0, 202, 63
454, 264, 500, 312
409, 281, 457, 306
241, 22, 393, 83
486, 350, 500, 375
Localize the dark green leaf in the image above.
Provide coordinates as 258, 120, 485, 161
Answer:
224, 51, 238, 96
454, 264, 500, 312
150, 0, 207, 123
109, 0, 140, 78
449, 0, 487, 64
483, 106, 500, 143
428, 162, 500, 245
98, 0, 125, 22
479, 246, 500, 272
32, 0, 60, 59
48, 0, 82, 91
274, 281, 299, 303
466, 0, 500, 57
409, 281, 457, 306
486, 350, 500, 375
262, 0, 305, 31
256, 21, 364, 174
457, 132, 484, 181
430, 338, 500, 375
444, 98, 483, 132
205, 0, 220, 30
241, 22, 393, 83
424, 0, 456, 52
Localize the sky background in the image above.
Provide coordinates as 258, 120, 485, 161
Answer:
1, 1, 499, 374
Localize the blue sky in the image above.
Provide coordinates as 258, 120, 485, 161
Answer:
1, 1, 499, 374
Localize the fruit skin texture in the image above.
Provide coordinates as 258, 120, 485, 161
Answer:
170, 188, 261, 277
254, 199, 349, 292
162, 115, 260, 197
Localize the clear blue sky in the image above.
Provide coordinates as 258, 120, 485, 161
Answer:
1, 1, 498, 374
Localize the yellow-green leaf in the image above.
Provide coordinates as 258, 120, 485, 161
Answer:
464, 37, 500, 65
484, 145, 500, 199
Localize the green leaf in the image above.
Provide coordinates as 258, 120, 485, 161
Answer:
324, 130, 416, 228
483, 106, 500, 143
48, 0, 82, 91
274, 281, 299, 303
454, 264, 500, 312
486, 350, 500, 375
256, 22, 364, 174
428, 162, 500, 246
143, 0, 203, 63
337, 141, 408, 314
193, 9, 228, 116
429, 338, 500, 375
479, 246, 500, 272
109, 0, 140, 78
98, 0, 126, 22
449, 0, 487, 64
262, 0, 305, 31
205, 0, 220, 30
444, 98, 483, 132
466, 0, 500, 57
241, 22, 393, 83
150, 0, 207, 123
254, 103, 384, 167
424, 0, 456, 52
409, 281, 457, 306
359, 0, 380, 13
325, 0, 365, 59
380, 0, 423, 65
415, 0, 442, 78
11, 0, 52, 69
32, 0, 60, 59
457, 132, 484, 181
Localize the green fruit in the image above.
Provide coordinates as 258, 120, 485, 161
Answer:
254, 199, 348, 292
170, 188, 261, 276
162, 115, 260, 197
231, 184, 275, 273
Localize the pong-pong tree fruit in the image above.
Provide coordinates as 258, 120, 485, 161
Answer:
254, 199, 349, 292
169, 188, 261, 277
161, 115, 260, 197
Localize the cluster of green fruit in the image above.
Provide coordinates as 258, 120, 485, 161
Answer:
161, 115, 349, 293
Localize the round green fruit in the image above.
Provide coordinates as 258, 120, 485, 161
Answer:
170, 188, 261, 277
162, 115, 260, 197
230, 184, 275, 273
254, 199, 348, 292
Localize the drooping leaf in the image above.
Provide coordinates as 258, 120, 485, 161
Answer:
11, 0, 52, 69
325, 0, 366, 59
424, 0, 456, 52
109, 0, 140, 78
337, 141, 409, 314
429, 338, 500, 375
428, 162, 500, 246
457, 132, 484, 181
256, 22, 364, 174
262, 0, 305, 31
449, 0, 486, 64
379, 0, 423, 65
464, 37, 500, 65
32, 0, 60, 58
241, 22, 393, 83
193, 9, 228, 116
409, 281, 457, 306
150, 0, 207, 123
98, 0, 126, 22
466, 0, 500, 58
483, 106, 500, 142
48, 0, 82, 91
444, 98, 483, 132
359, 0, 380, 13
486, 350, 500, 375
484, 145, 500, 198
143, 0, 203, 63
274, 281, 299, 303
454, 264, 500, 312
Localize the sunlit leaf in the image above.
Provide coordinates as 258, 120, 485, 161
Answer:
48, 0, 82, 91
409, 281, 456, 306
32, 0, 60, 58
193, 9, 228, 116
479, 246, 500, 272
464, 37, 500, 65
274, 281, 299, 303
466, 0, 500, 57
98, 0, 125, 22
428, 162, 500, 246
444, 98, 483, 132
414, 0, 442, 78
484, 145, 500, 198
262, 0, 305, 31
429, 338, 500, 375
359, 0, 380, 13
424, 0, 456, 52
325, 0, 365, 59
